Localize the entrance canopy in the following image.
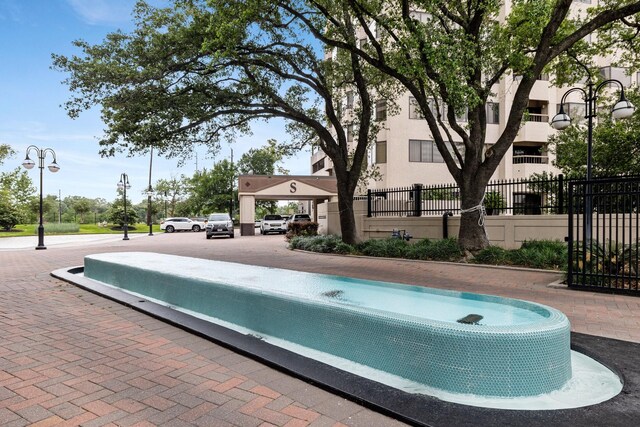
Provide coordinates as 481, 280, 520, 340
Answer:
238, 175, 337, 235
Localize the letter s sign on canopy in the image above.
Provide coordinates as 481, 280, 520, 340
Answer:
290, 182, 297, 193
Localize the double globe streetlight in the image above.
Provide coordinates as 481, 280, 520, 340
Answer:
117, 173, 131, 241
550, 78, 635, 242
22, 146, 60, 250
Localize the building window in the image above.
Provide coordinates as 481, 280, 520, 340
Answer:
375, 101, 387, 121
347, 124, 354, 142
427, 98, 445, 118
375, 141, 387, 164
600, 66, 631, 88
486, 102, 500, 124
312, 158, 325, 173
409, 140, 443, 163
409, 97, 424, 119
346, 91, 354, 109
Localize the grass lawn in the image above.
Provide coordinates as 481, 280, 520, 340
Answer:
0, 223, 162, 238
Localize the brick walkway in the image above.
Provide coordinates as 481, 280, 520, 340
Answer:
1, 232, 639, 426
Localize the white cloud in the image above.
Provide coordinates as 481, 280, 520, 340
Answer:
66, 0, 136, 26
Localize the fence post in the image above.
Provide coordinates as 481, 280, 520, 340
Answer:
567, 182, 573, 287
558, 174, 564, 215
367, 189, 372, 217
413, 184, 423, 217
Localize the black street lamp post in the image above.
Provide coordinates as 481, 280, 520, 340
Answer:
147, 185, 154, 236
117, 173, 131, 241
22, 146, 60, 250
164, 191, 168, 219
551, 78, 635, 242
147, 148, 154, 236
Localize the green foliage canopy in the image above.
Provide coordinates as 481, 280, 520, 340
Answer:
52, 0, 399, 244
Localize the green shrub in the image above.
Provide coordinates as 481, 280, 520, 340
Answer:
355, 238, 409, 258
408, 238, 463, 261
288, 234, 353, 254
474, 240, 567, 270
33, 223, 80, 234
569, 240, 639, 287
473, 246, 510, 265
290, 235, 566, 271
514, 240, 567, 269
285, 221, 319, 241
0, 198, 21, 231
484, 191, 506, 214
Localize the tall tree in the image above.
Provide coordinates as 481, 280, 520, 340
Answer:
107, 196, 139, 226
0, 168, 36, 223
276, 0, 640, 251
188, 160, 236, 215
69, 196, 93, 223
52, 0, 397, 244
153, 176, 188, 217
0, 144, 14, 164
237, 139, 290, 214
236, 139, 289, 176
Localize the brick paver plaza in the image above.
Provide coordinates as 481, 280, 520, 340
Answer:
1, 232, 639, 426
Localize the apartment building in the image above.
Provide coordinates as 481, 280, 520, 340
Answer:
310, 1, 635, 190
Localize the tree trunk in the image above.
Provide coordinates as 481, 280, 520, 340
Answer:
458, 210, 489, 252
337, 185, 358, 245
457, 177, 490, 252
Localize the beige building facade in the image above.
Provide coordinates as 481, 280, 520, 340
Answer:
310, 1, 636, 191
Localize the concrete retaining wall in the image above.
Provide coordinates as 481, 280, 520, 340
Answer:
323, 200, 568, 249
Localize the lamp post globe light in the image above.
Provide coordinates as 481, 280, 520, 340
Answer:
550, 78, 635, 242
117, 173, 131, 241
22, 146, 60, 250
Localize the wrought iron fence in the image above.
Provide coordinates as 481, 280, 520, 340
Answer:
366, 175, 567, 217
567, 176, 640, 294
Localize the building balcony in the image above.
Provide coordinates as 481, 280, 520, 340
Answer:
529, 79, 551, 100
513, 155, 549, 165
514, 115, 550, 143
512, 156, 551, 179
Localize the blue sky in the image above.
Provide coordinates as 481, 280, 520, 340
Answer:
0, 0, 308, 204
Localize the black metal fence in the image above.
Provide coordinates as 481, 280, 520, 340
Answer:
366, 175, 567, 217
567, 176, 640, 294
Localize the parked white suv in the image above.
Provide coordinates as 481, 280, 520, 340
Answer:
260, 214, 286, 235
286, 213, 311, 229
206, 213, 234, 239
160, 217, 206, 233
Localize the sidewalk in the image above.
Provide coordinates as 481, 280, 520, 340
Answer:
1, 232, 639, 426
0, 233, 146, 251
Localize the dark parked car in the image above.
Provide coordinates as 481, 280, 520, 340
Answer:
205, 213, 234, 239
